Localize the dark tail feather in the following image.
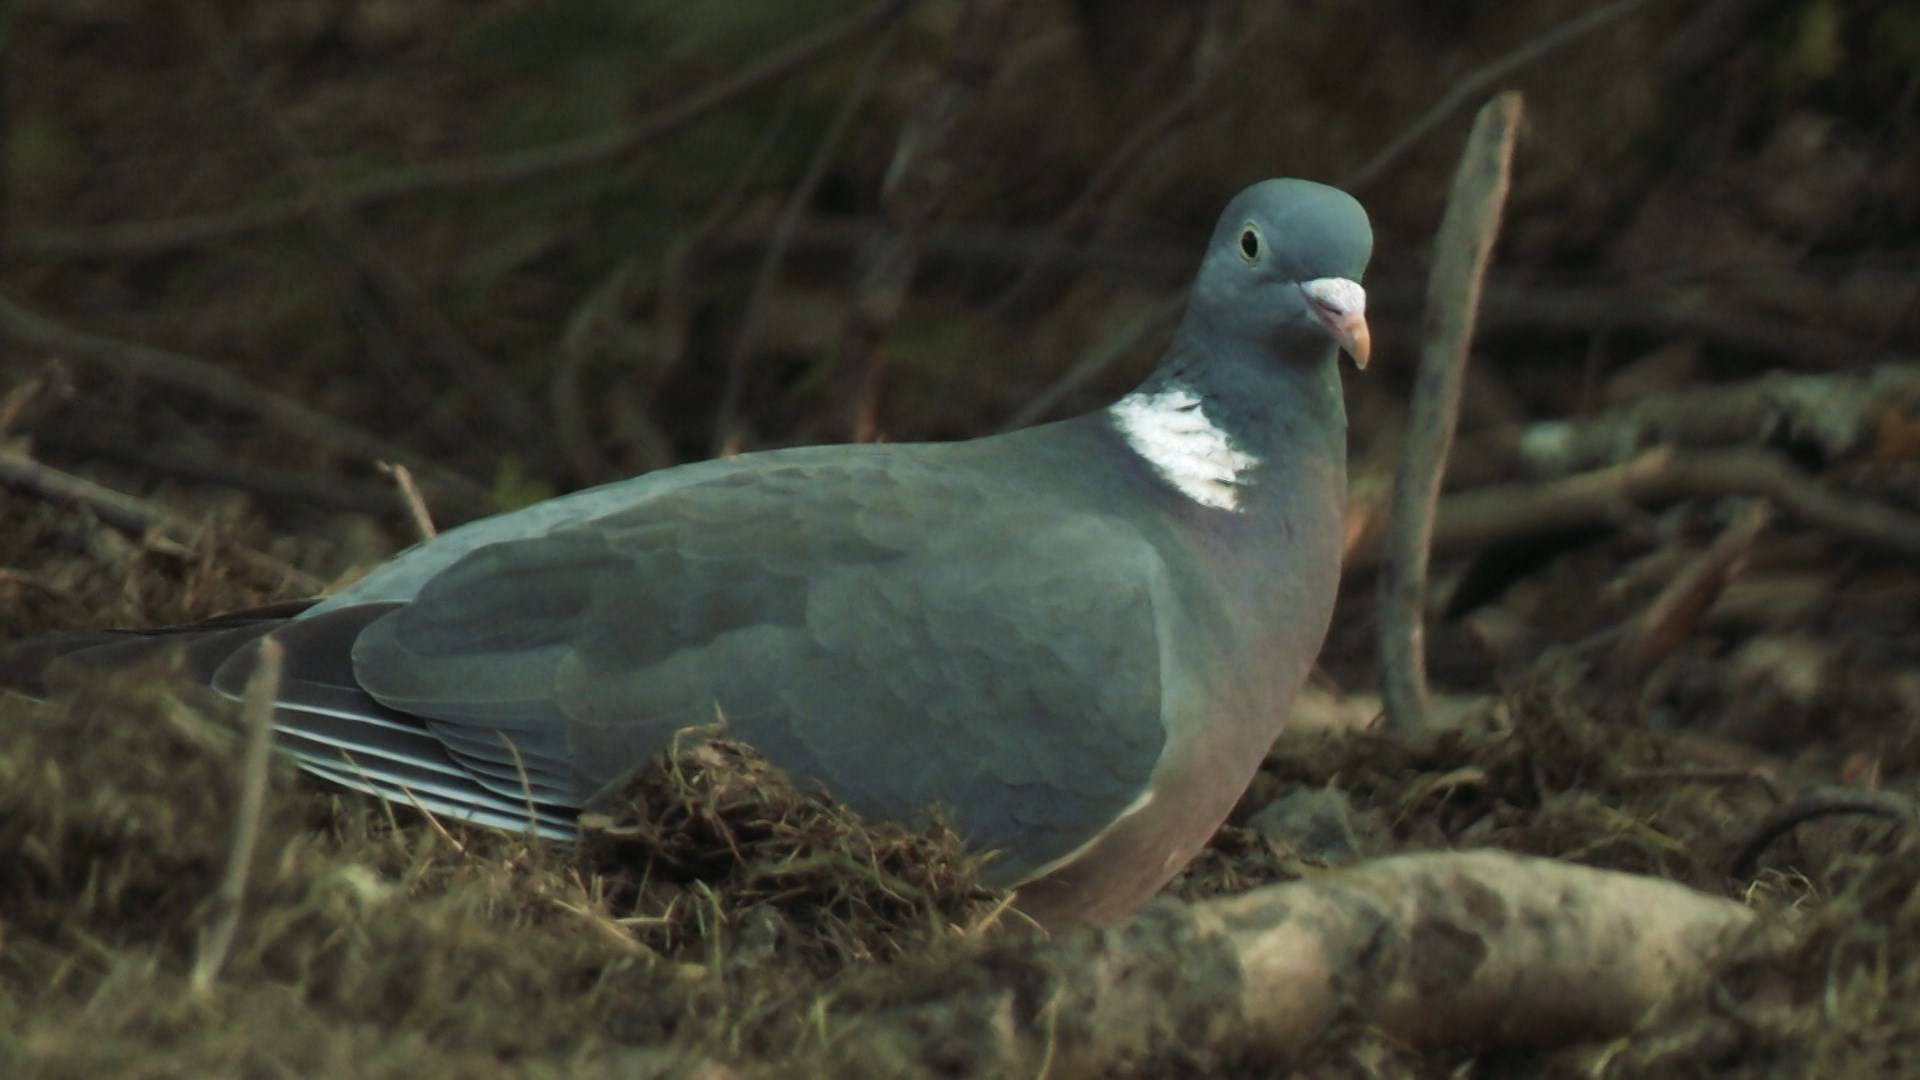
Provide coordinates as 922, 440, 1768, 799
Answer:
0, 631, 149, 697
0, 599, 318, 698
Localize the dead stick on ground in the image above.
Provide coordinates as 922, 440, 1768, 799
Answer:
833, 851, 1752, 1073
191, 635, 284, 994
1616, 499, 1771, 670
0, 449, 324, 593
1378, 92, 1522, 735
377, 461, 437, 541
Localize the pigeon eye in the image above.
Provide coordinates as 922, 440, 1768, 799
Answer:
1238, 224, 1261, 262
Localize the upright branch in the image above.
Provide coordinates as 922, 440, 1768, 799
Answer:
1378, 92, 1522, 735
191, 636, 285, 994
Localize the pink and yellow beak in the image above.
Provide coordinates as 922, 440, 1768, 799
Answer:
1300, 277, 1371, 370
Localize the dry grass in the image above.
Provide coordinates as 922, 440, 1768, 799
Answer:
0, 654, 1002, 1077
9, 616, 1920, 1075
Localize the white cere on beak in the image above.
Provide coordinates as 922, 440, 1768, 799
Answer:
1299, 276, 1365, 318
1300, 277, 1371, 369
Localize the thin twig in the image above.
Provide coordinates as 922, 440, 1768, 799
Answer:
191, 635, 283, 994
998, 292, 1187, 432
0, 359, 72, 436
986, 2, 1256, 319
0, 448, 325, 592
1379, 92, 1523, 735
1728, 786, 1914, 879
984, 87, 1200, 319
831, 0, 1016, 442
187, 4, 544, 449
1613, 766, 1784, 804
551, 86, 801, 485
376, 461, 437, 541
36, 423, 399, 516
1615, 500, 1771, 670
1655, 0, 1794, 83
0, 290, 492, 512
711, 12, 909, 454
1475, 283, 1920, 375
0, 449, 201, 536
12, 0, 917, 262
1342, 0, 1655, 190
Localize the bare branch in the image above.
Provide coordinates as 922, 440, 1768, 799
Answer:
0, 290, 491, 513
1347, 447, 1920, 569
1343, 0, 1656, 190
1616, 500, 1772, 670
1379, 92, 1522, 735
0, 448, 324, 593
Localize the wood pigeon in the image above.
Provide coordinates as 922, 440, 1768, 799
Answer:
7, 178, 1371, 927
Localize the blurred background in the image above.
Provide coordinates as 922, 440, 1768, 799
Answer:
1, 0, 1916, 688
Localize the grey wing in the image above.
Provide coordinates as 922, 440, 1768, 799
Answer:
346, 459, 1173, 882
305, 444, 860, 615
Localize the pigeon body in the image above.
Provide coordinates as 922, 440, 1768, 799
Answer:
9, 179, 1371, 926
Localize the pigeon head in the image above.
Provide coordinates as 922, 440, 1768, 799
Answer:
1190, 178, 1373, 369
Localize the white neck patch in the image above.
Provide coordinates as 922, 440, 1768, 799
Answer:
1109, 386, 1259, 511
